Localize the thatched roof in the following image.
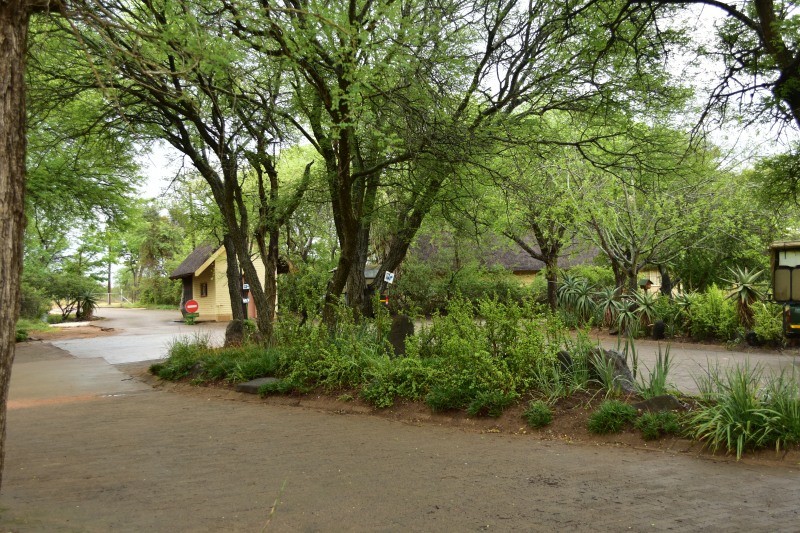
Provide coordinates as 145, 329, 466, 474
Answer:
169, 244, 218, 280
411, 234, 599, 273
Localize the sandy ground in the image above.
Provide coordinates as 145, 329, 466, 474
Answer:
1, 330, 799, 532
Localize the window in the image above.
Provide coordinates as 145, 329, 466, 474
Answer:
200, 282, 208, 297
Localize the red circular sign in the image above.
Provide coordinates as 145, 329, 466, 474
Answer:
185, 299, 199, 313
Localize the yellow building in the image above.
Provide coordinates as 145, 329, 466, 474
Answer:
169, 245, 268, 322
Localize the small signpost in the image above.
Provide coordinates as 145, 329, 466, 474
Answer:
184, 299, 199, 324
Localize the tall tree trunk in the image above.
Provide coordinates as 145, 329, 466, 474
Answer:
0, 2, 31, 492
223, 234, 244, 323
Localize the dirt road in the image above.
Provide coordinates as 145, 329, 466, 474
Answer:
1, 339, 799, 532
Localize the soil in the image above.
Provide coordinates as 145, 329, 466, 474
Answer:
26, 325, 116, 341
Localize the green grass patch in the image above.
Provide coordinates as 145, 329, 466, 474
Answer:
523, 400, 553, 428
587, 400, 637, 434
634, 411, 681, 440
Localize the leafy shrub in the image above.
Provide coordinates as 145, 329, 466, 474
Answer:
587, 400, 637, 434
396, 259, 527, 315
752, 302, 784, 345
19, 283, 50, 319
688, 285, 739, 340
523, 400, 553, 428
361, 357, 434, 408
635, 411, 681, 440
466, 390, 519, 417
278, 261, 335, 318
687, 362, 791, 459
150, 334, 212, 381
15, 327, 28, 342
407, 297, 561, 413
567, 265, 615, 289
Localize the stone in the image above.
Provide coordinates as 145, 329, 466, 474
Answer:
388, 314, 414, 356
235, 377, 280, 395
589, 347, 636, 394
556, 350, 573, 372
652, 320, 666, 340
632, 394, 688, 412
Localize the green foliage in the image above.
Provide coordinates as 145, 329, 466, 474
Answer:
258, 379, 295, 396
635, 411, 681, 440
724, 267, 765, 329
762, 371, 800, 451
44, 273, 101, 321
687, 363, 800, 459
76, 291, 98, 321
523, 400, 553, 428
278, 261, 335, 318
151, 334, 213, 381
587, 400, 637, 434
637, 345, 674, 399
594, 286, 619, 328
752, 302, 784, 345
688, 285, 739, 340
19, 282, 50, 320
557, 274, 595, 324
17, 317, 52, 342
406, 297, 561, 414
361, 357, 434, 408
568, 265, 615, 289
466, 390, 519, 418
396, 259, 527, 315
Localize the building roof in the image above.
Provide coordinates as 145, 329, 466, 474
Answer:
169, 244, 218, 280
411, 233, 599, 273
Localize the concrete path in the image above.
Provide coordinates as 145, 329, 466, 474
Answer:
595, 336, 800, 395
50, 307, 227, 365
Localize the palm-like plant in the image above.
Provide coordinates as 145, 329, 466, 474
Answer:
632, 289, 659, 327
558, 274, 595, 324
724, 267, 765, 329
594, 286, 619, 328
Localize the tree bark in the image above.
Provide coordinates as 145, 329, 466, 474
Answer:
223, 234, 245, 323
0, 1, 31, 492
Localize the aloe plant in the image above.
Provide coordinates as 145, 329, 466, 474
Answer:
724, 267, 765, 329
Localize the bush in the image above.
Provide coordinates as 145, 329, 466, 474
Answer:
150, 334, 212, 381
19, 283, 50, 319
361, 357, 434, 408
567, 265, 615, 289
407, 297, 561, 413
395, 259, 527, 315
466, 390, 519, 417
688, 285, 739, 340
523, 400, 553, 428
587, 399, 637, 434
687, 362, 800, 459
634, 411, 681, 440
752, 302, 784, 345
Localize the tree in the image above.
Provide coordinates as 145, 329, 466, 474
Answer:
573, 125, 722, 292
222, 0, 688, 322
0, 0, 65, 493
55, 1, 312, 341
117, 201, 185, 304
628, 0, 800, 130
